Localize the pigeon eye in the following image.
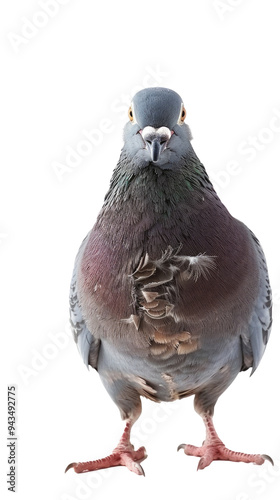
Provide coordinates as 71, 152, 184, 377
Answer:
128, 107, 134, 121
180, 106, 187, 122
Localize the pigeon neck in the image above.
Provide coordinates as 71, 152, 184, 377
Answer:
102, 155, 214, 213
94, 156, 220, 250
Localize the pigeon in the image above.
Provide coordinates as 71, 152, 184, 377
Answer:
65, 87, 273, 475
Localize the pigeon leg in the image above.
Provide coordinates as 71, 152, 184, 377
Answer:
178, 414, 273, 470
65, 418, 147, 476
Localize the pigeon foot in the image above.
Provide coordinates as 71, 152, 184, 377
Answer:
177, 414, 273, 470
65, 444, 147, 475
65, 418, 147, 475
178, 442, 273, 470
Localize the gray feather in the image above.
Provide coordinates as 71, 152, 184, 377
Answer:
69, 234, 100, 368
242, 231, 272, 373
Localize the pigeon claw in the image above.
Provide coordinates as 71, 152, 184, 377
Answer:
134, 462, 145, 476
261, 454, 274, 466
177, 443, 186, 452
65, 462, 77, 473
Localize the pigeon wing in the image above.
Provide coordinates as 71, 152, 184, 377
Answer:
241, 231, 272, 373
69, 234, 100, 369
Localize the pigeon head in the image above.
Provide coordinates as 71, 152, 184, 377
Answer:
130, 87, 184, 129
123, 87, 193, 170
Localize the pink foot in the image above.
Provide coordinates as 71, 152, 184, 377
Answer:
178, 414, 273, 470
178, 442, 273, 470
65, 444, 147, 475
65, 420, 147, 476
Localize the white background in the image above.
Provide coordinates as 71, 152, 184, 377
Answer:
1, 1, 280, 499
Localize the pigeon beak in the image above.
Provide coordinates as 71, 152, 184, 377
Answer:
140, 126, 172, 163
